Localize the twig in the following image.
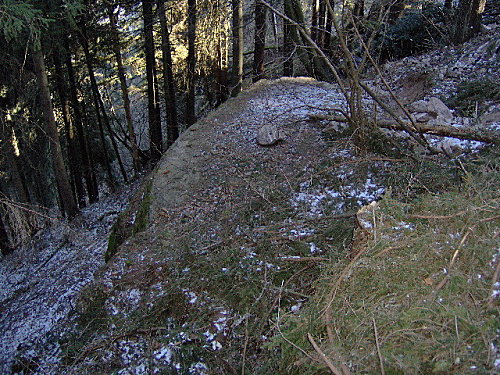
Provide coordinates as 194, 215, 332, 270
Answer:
279, 256, 328, 262
488, 255, 500, 308
307, 333, 344, 375
275, 281, 317, 362
241, 314, 249, 375
372, 318, 385, 375
322, 244, 370, 342
433, 228, 473, 294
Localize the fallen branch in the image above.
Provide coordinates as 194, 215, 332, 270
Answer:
372, 318, 385, 375
307, 333, 349, 375
279, 256, 328, 262
310, 114, 500, 145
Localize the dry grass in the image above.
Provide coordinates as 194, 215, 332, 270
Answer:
276, 155, 499, 374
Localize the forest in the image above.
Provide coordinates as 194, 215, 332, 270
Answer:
0, 0, 499, 373
0, 0, 493, 254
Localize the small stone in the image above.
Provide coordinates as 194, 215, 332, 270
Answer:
256, 124, 283, 146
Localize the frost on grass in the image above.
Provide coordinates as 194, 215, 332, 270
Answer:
291, 172, 385, 218
0, 182, 139, 373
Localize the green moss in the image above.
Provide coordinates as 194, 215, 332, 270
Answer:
105, 179, 153, 262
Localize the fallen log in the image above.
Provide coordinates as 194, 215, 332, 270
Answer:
310, 114, 500, 145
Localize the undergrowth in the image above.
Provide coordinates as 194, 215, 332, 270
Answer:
275, 157, 499, 373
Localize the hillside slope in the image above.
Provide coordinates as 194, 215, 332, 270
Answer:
5, 26, 499, 372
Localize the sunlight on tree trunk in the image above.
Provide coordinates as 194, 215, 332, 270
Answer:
232, 0, 244, 96
32, 49, 78, 218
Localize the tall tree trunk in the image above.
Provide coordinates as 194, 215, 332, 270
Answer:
81, 36, 116, 189
283, 18, 294, 76
0, 211, 13, 256
158, 0, 179, 146
253, 0, 267, 82
215, 24, 229, 105
285, 0, 330, 80
143, 0, 164, 161
52, 48, 86, 208
108, 4, 141, 173
231, 0, 244, 96
186, 0, 197, 126
32, 49, 78, 218
311, 0, 319, 43
323, 0, 333, 53
0, 117, 29, 204
453, 0, 486, 43
65, 41, 99, 203
387, 0, 406, 24
353, 0, 364, 17
317, 0, 326, 49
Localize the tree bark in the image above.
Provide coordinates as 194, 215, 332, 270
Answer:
386, 0, 406, 24
311, 0, 319, 43
283, 9, 294, 76
143, 0, 164, 162
453, 0, 486, 44
32, 49, 78, 218
186, 0, 197, 126
158, 0, 179, 147
64, 41, 99, 203
231, 0, 244, 96
0, 117, 29, 204
253, 0, 267, 82
52, 48, 86, 208
0, 212, 13, 256
215, 23, 229, 105
81, 36, 116, 189
108, 4, 141, 173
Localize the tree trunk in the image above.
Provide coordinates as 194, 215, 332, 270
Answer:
186, 0, 197, 126
142, 0, 163, 163
387, 0, 406, 24
158, 0, 179, 147
311, 0, 319, 43
0, 117, 29, 204
232, 0, 244, 96
284, 0, 330, 80
215, 25, 229, 105
253, 0, 267, 82
0, 211, 13, 256
52, 48, 86, 208
323, 0, 333, 53
81, 36, 116, 189
317, 0, 326, 49
283, 7, 294, 76
32, 49, 78, 218
65, 41, 99, 203
453, 0, 486, 44
353, 0, 364, 17
108, 4, 141, 173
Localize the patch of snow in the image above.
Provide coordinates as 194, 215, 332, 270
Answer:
0, 181, 140, 373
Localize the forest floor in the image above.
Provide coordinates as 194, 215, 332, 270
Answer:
1, 27, 499, 374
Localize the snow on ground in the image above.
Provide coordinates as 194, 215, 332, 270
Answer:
0, 182, 140, 373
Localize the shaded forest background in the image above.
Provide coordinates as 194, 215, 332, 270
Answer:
0, 0, 495, 254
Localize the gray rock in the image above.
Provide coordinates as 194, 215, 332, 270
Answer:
256, 124, 284, 146
410, 97, 453, 121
